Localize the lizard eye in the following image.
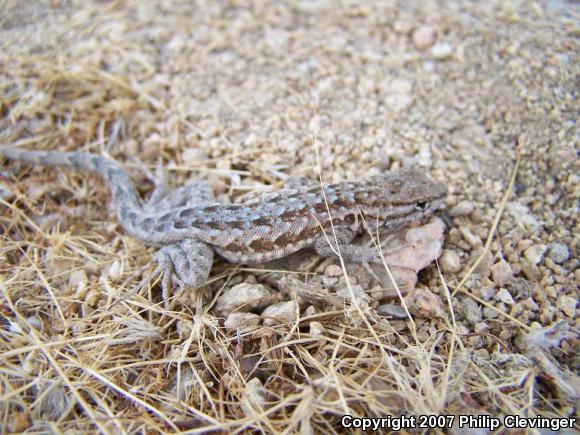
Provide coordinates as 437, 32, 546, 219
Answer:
415, 201, 429, 211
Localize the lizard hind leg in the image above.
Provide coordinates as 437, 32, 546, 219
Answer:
150, 179, 216, 209
135, 158, 217, 210
153, 239, 214, 303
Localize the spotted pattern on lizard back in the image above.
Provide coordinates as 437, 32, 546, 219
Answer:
0, 146, 448, 295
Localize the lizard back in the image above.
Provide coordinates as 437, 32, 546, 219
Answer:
0, 146, 447, 263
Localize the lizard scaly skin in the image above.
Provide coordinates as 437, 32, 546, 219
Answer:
0, 146, 448, 296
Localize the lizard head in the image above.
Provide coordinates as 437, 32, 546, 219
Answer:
366, 169, 448, 230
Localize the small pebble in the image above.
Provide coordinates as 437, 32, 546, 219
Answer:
325, 264, 343, 277
417, 142, 432, 166
404, 288, 445, 318
483, 306, 499, 319
474, 349, 490, 360
524, 244, 547, 265
506, 203, 541, 232
459, 226, 483, 248
520, 297, 539, 311
394, 19, 413, 34
491, 260, 513, 287
431, 42, 453, 59
474, 322, 488, 334
545, 285, 558, 299
449, 200, 474, 217
321, 276, 338, 288
85, 289, 99, 306
0, 183, 14, 201
336, 284, 366, 301
496, 288, 515, 305
224, 313, 261, 332
181, 148, 208, 166
499, 330, 512, 341
479, 286, 495, 301
521, 260, 541, 281
463, 298, 482, 324
262, 301, 298, 326
377, 303, 408, 319
517, 239, 534, 252
558, 295, 577, 318
439, 250, 461, 273
413, 26, 435, 50
215, 283, 271, 315
241, 378, 267, 417
309, 321, 325, 336
548, 243, 570, 264
471, 249, 493, 277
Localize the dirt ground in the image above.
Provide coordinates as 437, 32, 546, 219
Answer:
0, 0, 578, 433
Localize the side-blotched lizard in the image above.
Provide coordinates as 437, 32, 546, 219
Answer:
0, 146, 447, 298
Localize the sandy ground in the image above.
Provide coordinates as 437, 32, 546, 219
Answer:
0, 0, 578, 433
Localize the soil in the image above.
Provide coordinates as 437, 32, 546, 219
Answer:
0, 0, 578, 433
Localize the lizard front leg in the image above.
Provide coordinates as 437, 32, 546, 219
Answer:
314, 228, 381, 263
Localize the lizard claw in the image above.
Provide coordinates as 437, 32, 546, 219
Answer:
153, 239, 214, 303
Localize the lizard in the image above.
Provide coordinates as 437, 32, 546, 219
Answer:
0, 146, 448, 300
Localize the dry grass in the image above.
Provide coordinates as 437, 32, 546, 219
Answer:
1, 1, 578, 433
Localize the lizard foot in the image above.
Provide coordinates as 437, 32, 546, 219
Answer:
153, 239, 214, 303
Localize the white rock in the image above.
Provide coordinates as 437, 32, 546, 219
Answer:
417, 143, 432, 167
558, 295, 577, 318
413, 26, 435, 50
377, 303, 408, 319
405, 219, 445, 243
181, 148, 208, 166
387, 77, 413, 94
479, 287, 495, 301
215, 283, 271, 316
262, 301, 298, 326
431, 42, 453, 59
303, 305, 317, 317
224, 313, 261, 332
506, 202, 541, 232
463, 298, 482, 323
324, 264, 343, 277
241, 378, 267, 417
524, 244, 547, 265
491, 260, 513, 287
496, 288, 515, 305
459, 226, 483, 248
449, 201, 474, 217
474, 322, 488, 334
309, 321, 325, 336
521, 297, 539, 311
336, 284, 366, 301
0, 183, 14, 201
384, 78, 413, 111
439, 250, 461, 274
548, 243, 570, 264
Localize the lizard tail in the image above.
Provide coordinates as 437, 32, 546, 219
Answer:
0, 146, 146, 239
